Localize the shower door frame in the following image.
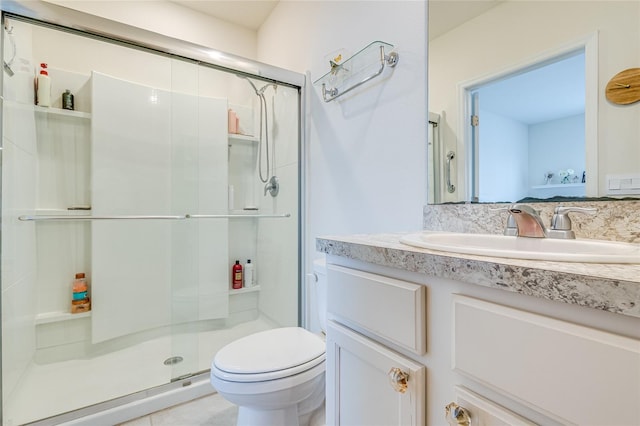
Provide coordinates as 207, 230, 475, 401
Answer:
0, 1, 308, 424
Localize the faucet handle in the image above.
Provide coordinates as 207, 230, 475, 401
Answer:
551, 206, 597, 231
489, 207, 517, 236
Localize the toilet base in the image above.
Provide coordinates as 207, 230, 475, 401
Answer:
232, 378, 324, 426
236, 401, 324, 426
237, 405, 298, 426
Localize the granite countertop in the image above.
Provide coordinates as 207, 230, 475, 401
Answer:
316, 233, 640, 319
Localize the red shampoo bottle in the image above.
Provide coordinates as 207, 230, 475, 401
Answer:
232, 260, 243, 289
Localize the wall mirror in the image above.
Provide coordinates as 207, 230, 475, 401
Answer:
428, 0, 640, 204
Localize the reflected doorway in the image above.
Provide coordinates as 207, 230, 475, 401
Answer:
467, 50, 587, 202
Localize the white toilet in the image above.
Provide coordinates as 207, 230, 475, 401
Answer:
210, 260, 327, 426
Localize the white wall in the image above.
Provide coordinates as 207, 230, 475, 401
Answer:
528, 114, 586, 199
529, 114, 586, 184
257, 1, 428, 268
430, 1, 640, 199
43, 0, 257, 60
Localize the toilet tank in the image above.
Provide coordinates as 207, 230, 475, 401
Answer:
312, 259, 328, 332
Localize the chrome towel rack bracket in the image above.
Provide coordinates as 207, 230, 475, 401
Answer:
313, 41, 399, 103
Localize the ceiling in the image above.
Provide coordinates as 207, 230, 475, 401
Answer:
429, 0, 504, 40
429, 0, 584, 124
171, 0, 279, 30
171, 0, 502, 35
479, 53, 586, 124
172, 0, 581, 124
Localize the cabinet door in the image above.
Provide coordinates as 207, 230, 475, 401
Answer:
326, 321, 425, 426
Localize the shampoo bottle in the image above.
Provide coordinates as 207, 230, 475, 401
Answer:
232, 260, 243, 289
36, 63, 51, 107
228, 109, 238, 134
71, 273, 91, 313
243, 259, 254, 287
62, 89, 74, 110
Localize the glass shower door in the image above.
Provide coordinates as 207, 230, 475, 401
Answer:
1, 11, 300, 425
166, 59, 231, 381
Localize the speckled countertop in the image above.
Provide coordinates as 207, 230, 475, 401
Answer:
316, 233, 640, 319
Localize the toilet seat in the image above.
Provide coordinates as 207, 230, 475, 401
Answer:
212, 327, 326, 383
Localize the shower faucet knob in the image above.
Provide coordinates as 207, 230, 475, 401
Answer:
264, 176, 279, 197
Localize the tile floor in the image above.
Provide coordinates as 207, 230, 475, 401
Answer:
118, 392, 238, 426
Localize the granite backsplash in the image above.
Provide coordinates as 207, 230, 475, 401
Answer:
423, 199, 640, 243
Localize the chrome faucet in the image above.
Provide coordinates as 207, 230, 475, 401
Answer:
547, 206, 597, 239
508, 204, 547, 238
505, 204, 597, 239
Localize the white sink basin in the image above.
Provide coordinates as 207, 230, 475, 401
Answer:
399, 232, 640, 263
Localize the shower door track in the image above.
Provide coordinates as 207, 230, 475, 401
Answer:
25, 372, 213, 426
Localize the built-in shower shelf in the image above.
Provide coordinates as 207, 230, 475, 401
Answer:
35, 311, 91, 325
228, 134, 258, 144
230, 285, 260, 295
4, 100, 91, 119
34, 105, 92, 120
35, 208, 92, 215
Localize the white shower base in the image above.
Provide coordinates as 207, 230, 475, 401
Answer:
5, 317, 275, 426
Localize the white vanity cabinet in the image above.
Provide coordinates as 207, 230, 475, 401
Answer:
324, 257, 640, 426
325, 264, 426, 425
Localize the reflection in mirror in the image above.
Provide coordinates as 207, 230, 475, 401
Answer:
428, 112, 442, 203
428, 0, 640, 204
472, 51, 586, 203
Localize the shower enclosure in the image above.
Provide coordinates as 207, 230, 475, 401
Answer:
1, 7, 303, 425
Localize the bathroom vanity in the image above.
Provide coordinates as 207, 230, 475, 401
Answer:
317, 201, 640, 425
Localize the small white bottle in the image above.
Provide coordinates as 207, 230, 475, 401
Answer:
36, 63, 51, 107
243, 259, 254, 287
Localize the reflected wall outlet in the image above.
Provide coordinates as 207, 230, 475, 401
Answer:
606, 173, 640, 195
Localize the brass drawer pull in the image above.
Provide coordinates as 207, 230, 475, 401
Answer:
445, 402, 471, 426
387, 367, 409, 393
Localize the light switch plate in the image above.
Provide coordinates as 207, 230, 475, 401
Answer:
606, 173, 640, 195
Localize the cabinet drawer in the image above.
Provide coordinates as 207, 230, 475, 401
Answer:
327, 264, 426, 354
453, 295, 640, 425
451, 386, 535, 426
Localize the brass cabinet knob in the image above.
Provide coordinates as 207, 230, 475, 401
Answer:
387, 367, 409, 393
445, 402, 471, 426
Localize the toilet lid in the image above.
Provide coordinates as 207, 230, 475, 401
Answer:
214, 327, 325, 374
